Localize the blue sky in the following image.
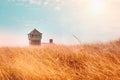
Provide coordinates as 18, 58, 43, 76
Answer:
0, 0, 120, 46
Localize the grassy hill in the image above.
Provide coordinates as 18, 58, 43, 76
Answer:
0, 40, 120, 80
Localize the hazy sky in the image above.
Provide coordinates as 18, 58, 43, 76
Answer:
0, 0, 120, 46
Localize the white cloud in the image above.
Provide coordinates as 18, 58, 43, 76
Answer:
44, 1, 49, 6
8, 0, 65, 11
29, 0, 41, 5
55, 6, 61, 11
20, 0, 28, 2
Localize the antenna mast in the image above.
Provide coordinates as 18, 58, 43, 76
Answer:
72, 34, 81, 44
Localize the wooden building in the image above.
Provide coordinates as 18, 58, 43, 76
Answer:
28, 29, 42, 45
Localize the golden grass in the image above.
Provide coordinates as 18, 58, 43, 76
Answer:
0, 40, 120, 80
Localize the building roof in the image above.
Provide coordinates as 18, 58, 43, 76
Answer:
28, 29, 42, 35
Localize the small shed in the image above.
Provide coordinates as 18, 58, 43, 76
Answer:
28, 29, 42, 45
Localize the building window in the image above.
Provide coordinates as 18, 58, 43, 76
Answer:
31, 34, 33, 37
